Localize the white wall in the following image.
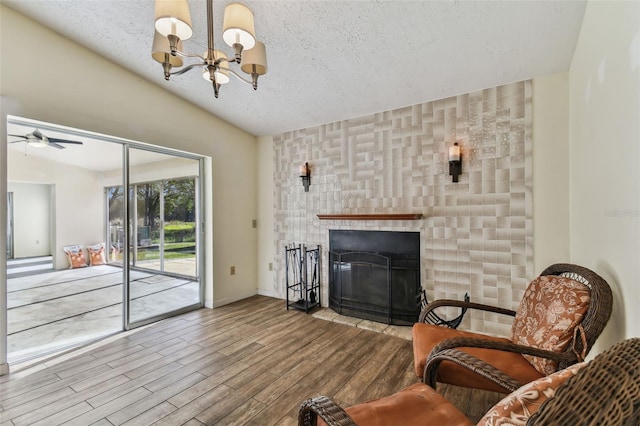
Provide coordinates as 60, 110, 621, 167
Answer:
568, 0, 640, 351
8, 150, 105, 269
532, 73, 571, 273
0, 6, 258, 371
7, 182, 51, 258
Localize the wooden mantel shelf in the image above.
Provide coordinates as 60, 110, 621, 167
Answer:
317, 213, 423, 221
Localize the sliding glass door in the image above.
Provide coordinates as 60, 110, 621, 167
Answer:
126, 147, 202, 326
6, 115, 205, 362
163, 178, 197, 277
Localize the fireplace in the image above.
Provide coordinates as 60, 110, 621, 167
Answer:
329, 230, 420, 325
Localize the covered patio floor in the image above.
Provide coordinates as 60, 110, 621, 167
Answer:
7, 263, 199, 362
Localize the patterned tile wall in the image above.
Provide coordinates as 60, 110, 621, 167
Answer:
273, 80, 533, 336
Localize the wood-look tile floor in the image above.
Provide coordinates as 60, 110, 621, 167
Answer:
0, 296, 503, 425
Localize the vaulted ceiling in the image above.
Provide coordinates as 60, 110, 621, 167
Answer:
4, 1, 587, 136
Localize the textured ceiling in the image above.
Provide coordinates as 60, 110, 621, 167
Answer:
4, 1, 586, 137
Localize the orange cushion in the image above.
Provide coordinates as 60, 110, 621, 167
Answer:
318, 383, 473, 426
63, 245, 87, 269
511, 276, 591, 375
413, 323, 543, 393
87, 243, 106, 266
477, 362, 585, 425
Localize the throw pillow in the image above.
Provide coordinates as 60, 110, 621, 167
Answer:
63, 245, 87, 269
87, 243, 106, 266
510, 275, 591, 375
477, 362, 585, 426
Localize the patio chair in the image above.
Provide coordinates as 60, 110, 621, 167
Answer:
298, 337, 640, 426
413, 263, 613, 393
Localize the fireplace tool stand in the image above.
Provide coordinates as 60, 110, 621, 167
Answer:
285, 243, 321, 313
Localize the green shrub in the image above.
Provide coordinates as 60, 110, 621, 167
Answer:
164, 222, 196, 243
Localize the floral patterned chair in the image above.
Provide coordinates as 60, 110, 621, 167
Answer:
298, 338, 640, 426
413, 263, 613, 393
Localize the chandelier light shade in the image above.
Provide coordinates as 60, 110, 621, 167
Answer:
241, 41, 268, 89
151, 0, 268, 98
154, 0, 193, 40
222, 3, 256, 52
152, 31, 184, 80
202, 51, 230, 85
152, 31, 183, 67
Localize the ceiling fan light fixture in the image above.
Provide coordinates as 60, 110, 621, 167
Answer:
28, 135, 48, 148
9, 129, 83, 150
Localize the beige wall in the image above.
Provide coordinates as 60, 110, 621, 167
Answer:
532, 73, 571, 273
568, 0, 640, 351
257, 135, 276, 297
0, 6, 258, 369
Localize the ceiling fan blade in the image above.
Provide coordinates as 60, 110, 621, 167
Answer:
47, 142, 66, 149
8, 134, 27, 139
47, 137, 83, 145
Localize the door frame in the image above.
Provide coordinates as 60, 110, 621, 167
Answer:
122, 145, 205, 331
6, 192, 13, 260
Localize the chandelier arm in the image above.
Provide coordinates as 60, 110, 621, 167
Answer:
170, 63, 206, 76
173, 50, 207, 61
219, 66, 253, 86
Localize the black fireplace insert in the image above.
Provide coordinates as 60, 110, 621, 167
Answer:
329, 230, 420, 325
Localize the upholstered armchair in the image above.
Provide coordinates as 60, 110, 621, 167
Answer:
413, 263, 613, 393
298, 338, 640, 426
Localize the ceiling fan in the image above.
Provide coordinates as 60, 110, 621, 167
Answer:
8, 129, 83, 149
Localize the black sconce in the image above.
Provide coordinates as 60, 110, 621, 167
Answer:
448, 142, 462, 182
299, 162, 311, 192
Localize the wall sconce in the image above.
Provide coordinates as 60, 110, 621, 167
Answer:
448, 142, 462, 182
299, 162, 311, 192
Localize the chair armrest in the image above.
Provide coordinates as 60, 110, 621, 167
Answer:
424, 348, 523, 392
424, 337, 578, 392
298, 396, 356, 426
431, 337, 577, 362
418, 300, 516, 323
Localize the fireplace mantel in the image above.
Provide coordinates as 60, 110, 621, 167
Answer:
317, 213, 423, 221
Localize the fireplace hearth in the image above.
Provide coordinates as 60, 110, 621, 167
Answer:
329, 230, 420, 325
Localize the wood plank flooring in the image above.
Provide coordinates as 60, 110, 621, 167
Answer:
0, 295, 504, 425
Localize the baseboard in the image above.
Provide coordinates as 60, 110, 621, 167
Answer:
257, 288, 282, 299
211, 289, 259, 308
0, 362, 9, 376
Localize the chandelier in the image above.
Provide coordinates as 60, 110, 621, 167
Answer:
152, 0, 268, 98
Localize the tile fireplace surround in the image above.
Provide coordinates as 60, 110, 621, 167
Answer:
273, 80, 533, 337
